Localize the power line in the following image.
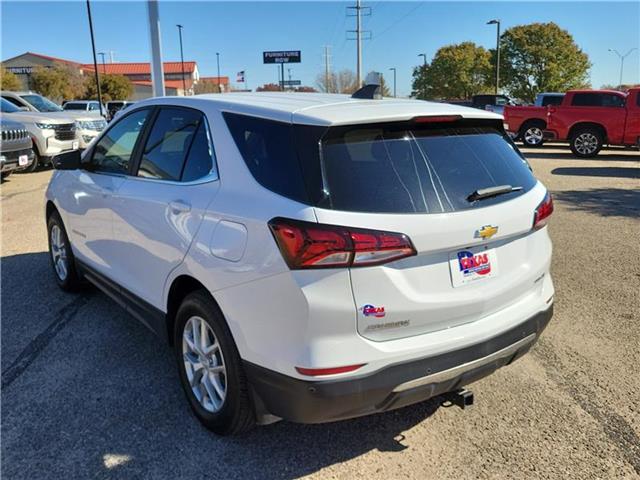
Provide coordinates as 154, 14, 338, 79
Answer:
370, 2, 424, 44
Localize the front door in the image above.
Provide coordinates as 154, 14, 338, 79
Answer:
65, 108, 151, 276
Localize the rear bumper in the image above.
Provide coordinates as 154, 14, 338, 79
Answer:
245, 305, 553, 424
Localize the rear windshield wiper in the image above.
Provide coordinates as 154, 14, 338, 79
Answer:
467, 185, 523, 202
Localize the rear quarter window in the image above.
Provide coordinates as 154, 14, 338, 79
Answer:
223, 112, 309, 203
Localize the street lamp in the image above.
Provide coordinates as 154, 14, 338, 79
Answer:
487, 19, 501, 95
176, 24, 186, 95
418, 53, 427, 99
389, 67, 397, 98
98, 51, 107, 74
608, 48, 638, 88
216, 52, 221, 93
85, 1, 103, 113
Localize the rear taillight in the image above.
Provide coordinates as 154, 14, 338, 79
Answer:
268, 218, 416, 269
533, 192, 554, 229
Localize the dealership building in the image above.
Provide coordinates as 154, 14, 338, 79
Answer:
1, 52, 229, 99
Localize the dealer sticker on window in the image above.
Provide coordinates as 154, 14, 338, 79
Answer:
449, 247, 498, 287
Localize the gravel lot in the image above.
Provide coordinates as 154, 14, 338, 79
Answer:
1, 146, 639, 479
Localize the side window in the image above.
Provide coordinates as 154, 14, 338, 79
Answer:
2, 96, 22, 107
90, 109, 149, 174
602, 94, 625, 107
223, 112, 309, 203
89, 103, 98, 111
137, 107, 202, 181
572, 93, 602, 107
181, 121, 216, 182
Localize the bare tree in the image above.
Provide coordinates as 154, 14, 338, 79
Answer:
316, 69, 358, 94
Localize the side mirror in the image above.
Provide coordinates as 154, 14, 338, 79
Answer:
52, 150, 82, 170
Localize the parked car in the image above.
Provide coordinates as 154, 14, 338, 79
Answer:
543, 89, 640, 157
1, 91, 107, 149
63, 100, 107, 118
0, 118, 35, 179
46, 88, 554, 435
471, 94, 518, 115
106, 100, 134, 121
1, 98, 78, 172
503, 93, 565, 147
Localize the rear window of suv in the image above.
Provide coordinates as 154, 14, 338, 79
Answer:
224, 113, 536, 213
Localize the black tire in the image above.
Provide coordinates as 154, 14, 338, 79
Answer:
519, 121, 545, 148
47, 211, 82, 291
19, 151, 39, 173
174, 290, 256, 435
570, 127, 603, 158
1, 172, 11, 181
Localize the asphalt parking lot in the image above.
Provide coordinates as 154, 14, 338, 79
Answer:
1, 146, 639, 479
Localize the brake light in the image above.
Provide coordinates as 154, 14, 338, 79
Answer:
533, 192, 554, 229
412, 115, 462, 123
268, 218, 416, 269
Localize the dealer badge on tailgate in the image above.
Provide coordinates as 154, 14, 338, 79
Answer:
449, 246, 499, 287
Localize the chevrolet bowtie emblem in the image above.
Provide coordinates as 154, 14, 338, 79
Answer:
476, 225, 498, 240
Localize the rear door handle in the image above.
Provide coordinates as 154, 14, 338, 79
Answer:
169, 200, 191, 214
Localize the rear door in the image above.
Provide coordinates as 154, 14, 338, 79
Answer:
110, 106, 220, 308
568, 92, 627, 143
623, 90, 640, 145
309, 120, 551, 341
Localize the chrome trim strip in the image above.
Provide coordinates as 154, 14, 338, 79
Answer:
392, 333, 536, 393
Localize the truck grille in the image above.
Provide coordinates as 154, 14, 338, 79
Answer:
52, 123, 76, 141
1, 128, 29, 142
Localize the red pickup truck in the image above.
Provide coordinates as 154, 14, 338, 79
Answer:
505, 89, 640, 157
503, 93, 564, 147
545, 89, 640, 157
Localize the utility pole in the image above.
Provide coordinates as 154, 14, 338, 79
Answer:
487, 19, 500, 95
85, 0, 103, 111
347, 0, 370, 87
98, 52, 106, 74
216, 52, 221, 92
608, 48, 638, 87
417, 53, 427, 99
109, 50, 115, 63
323, 45, 332, 92
389, 67, 396, 97
147, 0, 165, 97
176, 24, 186, 95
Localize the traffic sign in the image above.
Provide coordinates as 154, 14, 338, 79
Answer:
282, 80, 302, 86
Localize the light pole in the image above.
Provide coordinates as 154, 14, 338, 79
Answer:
418, 53, 427, 99
216, 52, 221, 92
85, 0, 103, 112
608, 48, 638, 88
389, 67, 396, 97
176, 24, 186, 95
98, 52, 107, 74
487, 19, 501, 95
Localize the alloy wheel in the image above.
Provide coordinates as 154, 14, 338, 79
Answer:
574, 133, 599, 155
182, 316, 227, 413
524, 127, 543, 146
50, 224, 68, 281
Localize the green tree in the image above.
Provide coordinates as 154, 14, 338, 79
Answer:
0, 68, 22, 91
499, 22, 591, 102
84, 73, 132, 102
411, 42, 492, 100
30, 64, 85, 101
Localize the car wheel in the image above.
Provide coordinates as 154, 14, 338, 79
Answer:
570, 128, 603, 158
521, 123, 545, 148
20, 152, 39, 173
175, 290, 256, 435
47, 211, 82, 291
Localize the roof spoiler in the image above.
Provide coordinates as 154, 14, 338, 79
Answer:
351, 72, 382, 100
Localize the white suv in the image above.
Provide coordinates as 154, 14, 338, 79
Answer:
46, 89, 554, 435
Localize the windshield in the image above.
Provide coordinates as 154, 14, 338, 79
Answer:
0, 98, 20, 113
21, 94, 63, 112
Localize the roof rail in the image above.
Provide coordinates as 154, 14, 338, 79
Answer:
352, 72, 382, 100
